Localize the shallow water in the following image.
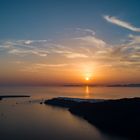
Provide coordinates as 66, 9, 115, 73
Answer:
0, 86, 139, 140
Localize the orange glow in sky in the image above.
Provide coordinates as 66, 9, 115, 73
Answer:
0, 1, 140, 86
0, 33, 140, 86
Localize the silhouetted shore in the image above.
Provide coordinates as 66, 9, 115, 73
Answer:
0, 95, 30, 100
45, 97, 140, 140
63, 83, 140, 87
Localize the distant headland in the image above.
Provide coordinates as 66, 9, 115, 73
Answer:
63, 83, 140, 87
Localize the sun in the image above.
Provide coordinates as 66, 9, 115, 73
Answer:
84, 73, 92, 82
85, 77, 90, 81
81, 64, 93, 82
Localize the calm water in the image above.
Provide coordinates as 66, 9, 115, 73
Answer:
0, 86, 140, 140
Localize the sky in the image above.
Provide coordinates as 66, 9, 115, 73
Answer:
0, 0, 140, 85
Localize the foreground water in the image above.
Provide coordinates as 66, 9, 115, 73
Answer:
0, 86, 140, 140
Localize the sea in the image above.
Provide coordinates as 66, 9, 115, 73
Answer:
0, 86, 140, 140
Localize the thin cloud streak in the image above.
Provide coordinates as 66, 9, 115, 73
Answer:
35, 63, 69, 68
104, 15, 140, 32
76, 28, 95, 36
64, 52, 89, 58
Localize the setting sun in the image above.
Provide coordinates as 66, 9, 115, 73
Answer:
85, 77, 90, 81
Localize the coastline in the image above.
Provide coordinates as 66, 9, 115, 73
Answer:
0, 95, 30, 100
45, 97, 140, 139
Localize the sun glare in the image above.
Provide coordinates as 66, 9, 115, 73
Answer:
80, 63, 94, 82
85, 77, 90, 81
85, 72, 92, 81
84, 72, 92, 82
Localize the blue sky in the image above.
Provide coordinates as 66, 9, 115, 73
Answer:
0, 0, 140, 43
0, 0, 140, 85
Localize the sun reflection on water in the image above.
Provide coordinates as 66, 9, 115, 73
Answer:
85, 86, 90, 98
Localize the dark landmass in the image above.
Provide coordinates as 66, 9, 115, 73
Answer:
45, 97, 104, 108
45, 97, 80, 107
45, 97, 140, 140
107, 84, 140, 87
63, 83, 140, 87
0, 95, 30, 100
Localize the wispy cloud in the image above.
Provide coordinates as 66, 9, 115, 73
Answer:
8, 49, 48, 57
35, 63, 68, 68
1, 40, 49, 57
74, 36, 106, 48
0, 28, 140, 70
104, 15, 140, 32
76, 28, 95, 36
64, 52, 89, 58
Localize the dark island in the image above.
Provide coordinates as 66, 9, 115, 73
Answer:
45, 97, 140, 140
0, 95, 30, 100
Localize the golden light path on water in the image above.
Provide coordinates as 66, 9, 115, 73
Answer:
85, 86, 90, 98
